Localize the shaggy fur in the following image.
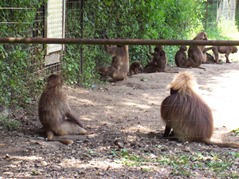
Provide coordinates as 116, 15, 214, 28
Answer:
160, 71, 239, 148
161, 71, 213, 142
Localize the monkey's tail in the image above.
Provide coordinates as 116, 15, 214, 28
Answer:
203, 138, 239, 148
56, 139, 74, 145
168, 71, 197, 95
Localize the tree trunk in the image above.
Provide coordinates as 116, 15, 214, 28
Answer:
217, 0, 236, 24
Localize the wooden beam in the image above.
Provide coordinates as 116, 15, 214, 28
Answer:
0, 37, 239, 46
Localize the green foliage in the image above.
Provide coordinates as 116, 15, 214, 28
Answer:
62, 44, 103, 87
232, 128, 239, 135
0, 1, 45, 109
0, 116, 21, 131
111, 148, 148, 167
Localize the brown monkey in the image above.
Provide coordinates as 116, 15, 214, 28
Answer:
174, 46, 190, 68
38, 74, 87, 145
188, 32, 212, 68
146, 45, 164, 64
160, 71, 239, 148
143, 45, 167, 73
129, 61, 143, 75
212, 46, 238, 63
97, 44, 129, 81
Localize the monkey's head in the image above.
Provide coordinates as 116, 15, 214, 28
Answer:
168, 71, 197, 95
232, 46, 238, 53
194, 32, 208, 40
46, 74, 63, 88
154, 45, 163, 52
180, 45, 187, 51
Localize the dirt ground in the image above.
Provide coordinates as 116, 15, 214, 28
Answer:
1, 60, 239, 178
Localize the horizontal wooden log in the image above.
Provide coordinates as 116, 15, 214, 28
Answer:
0, 37, 239, 46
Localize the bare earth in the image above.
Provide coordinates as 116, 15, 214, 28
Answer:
1, 61, 239, 178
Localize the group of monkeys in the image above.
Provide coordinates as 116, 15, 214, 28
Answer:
38, 32, 239, 148
97, 31, 238, 82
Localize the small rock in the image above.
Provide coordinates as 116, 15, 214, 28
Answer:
114, 139, 124, 149
141, 78, 147, 82
5, 154, 10, 159
41, 161, 48, 167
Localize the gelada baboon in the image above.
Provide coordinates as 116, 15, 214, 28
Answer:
38, 74, 87, 145
129, 61, 143, 75
174, 45, 190, 68
160, 71, 239, 148
188, 32, 212, 68
212, 46, 238, 63
97, 44, 129, 81
147, 45, 163, 61
143, 45, 167, 73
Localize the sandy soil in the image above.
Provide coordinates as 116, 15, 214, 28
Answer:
1, 61, 239, 178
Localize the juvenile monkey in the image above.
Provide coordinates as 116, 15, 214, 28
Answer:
160, 71, 239, 148
38, 74, 87, 145
212, 46, 238, 63
174, 46, 190, 68
129, 61, 143, 75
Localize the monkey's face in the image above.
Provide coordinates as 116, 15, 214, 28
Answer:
232, 47, 238, 53
200, 32, 208, 40
180, 46, 187, 51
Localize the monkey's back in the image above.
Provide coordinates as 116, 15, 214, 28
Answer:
175, 49, 186, 67
161, 92, 213, 142
38, 87, 69, 130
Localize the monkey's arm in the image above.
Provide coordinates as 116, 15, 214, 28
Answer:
203, 47, 213, 53
148, 45, 154, 55
146, 54, 152, 62
212, 46, 220, 63
66, 112, 84, 127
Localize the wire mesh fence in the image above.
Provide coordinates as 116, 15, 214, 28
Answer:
0, 0, 238, 109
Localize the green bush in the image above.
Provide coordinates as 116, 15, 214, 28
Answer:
0, 0, 44, 109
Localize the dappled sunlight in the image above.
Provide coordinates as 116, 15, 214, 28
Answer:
2, 66, 239, 178
121, 101, 151, 110
60, 159, 123, 170
8, 155, 43, 161
80, 115, 93, 121
68, 95, 97, 106
122, 125, 154, 133
63, 65, 239, 137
